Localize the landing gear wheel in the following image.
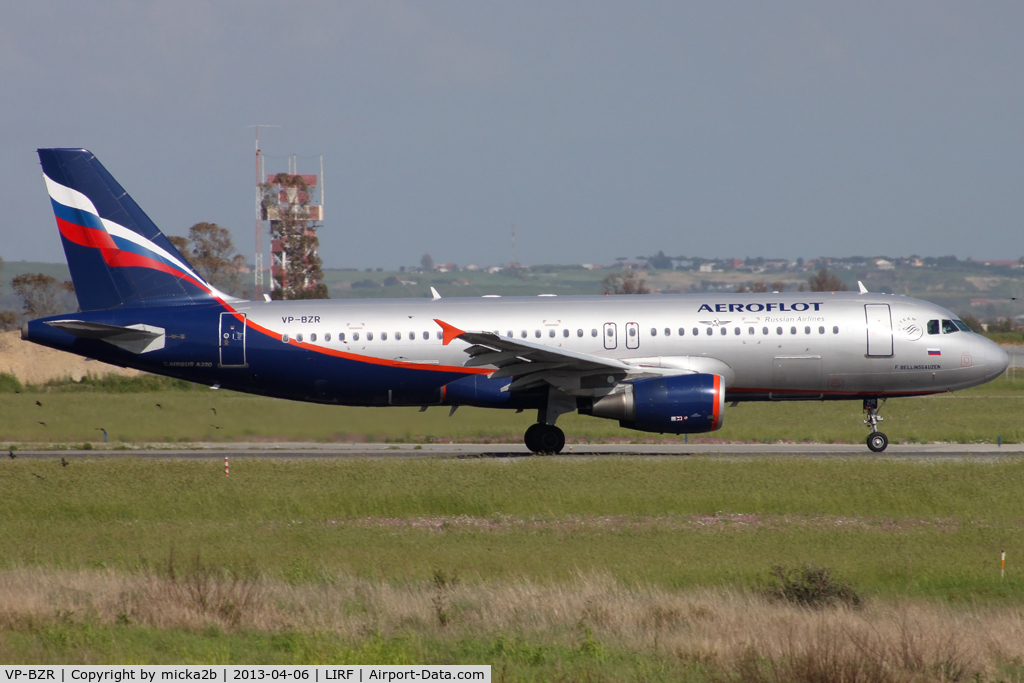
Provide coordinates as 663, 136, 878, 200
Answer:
867, 432, 889, 453
524, 424, 543, 453
524, 424, 565, 454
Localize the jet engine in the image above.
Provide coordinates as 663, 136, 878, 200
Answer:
581, 373, 724, 434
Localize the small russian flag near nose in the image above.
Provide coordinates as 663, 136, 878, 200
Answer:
927, 349, 941, 356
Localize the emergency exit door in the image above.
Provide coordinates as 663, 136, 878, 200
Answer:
603, 322, 617, 350
219, 313, 247, 367
864, 304, 893, 357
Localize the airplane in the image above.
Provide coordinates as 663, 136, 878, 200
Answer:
22, 149, 1010, 453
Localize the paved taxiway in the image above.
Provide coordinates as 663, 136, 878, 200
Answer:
8, 442, 1024, 459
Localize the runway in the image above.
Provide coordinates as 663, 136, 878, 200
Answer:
8, 441, 1024, 459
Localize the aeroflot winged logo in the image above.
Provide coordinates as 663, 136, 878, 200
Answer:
697, 302, 824, 313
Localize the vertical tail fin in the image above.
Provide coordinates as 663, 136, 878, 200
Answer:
38, 148, 225, 310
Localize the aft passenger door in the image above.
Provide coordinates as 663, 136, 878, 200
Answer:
603, 322, 617, 350
864, 304, 893, 357
219, 312, 247, 367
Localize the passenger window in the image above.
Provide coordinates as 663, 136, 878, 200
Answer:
790, 327, 797, 335
282, 333, 290, 343
762, 327, 768, 335
521, 330, 527, 338
777, 327, 783, 335
381, 332, 387, 341
607, 328, 613, 337
409, 331, 414, 339
664, 328, 671, 336
719, 327, 726, 336
650, 328, 657, 336
436, 331, 443, 339
693, 327, 699, 336
927, 320, 939, 335
748, 327, 754, 335
818, 326, 824, 334
367, 332, 373, 341
395, 332, 402, 341
678, 328, 685, 336
734, 327, 740, 335
577, 329, 584, 337
339, 333, 345, 342
325, 333, 331, 342
563, 329, 569, 338
310, 333, 317, 342
629, 328, 636, 337
941, 319, 958, 334
804, 326, 810, 334
548, 329, 555, 338
353, 332, 360, 341
296, 333, 304, 342
422, 331, 429, 340
535, 330, 541, 338
591, 329, 598, 337
706, 328, 713, 336
832, 326, 839, 334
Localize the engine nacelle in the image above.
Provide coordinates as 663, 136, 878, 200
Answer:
583, 373, 725, 434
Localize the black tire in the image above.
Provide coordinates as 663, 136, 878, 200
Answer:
524, 423, 543, 453
535, 425, 565, 454
867, 432, 888, 453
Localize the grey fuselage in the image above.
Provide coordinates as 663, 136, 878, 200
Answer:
236, 290, 1009, 402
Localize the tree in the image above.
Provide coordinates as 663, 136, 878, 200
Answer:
750, 281, 769, 293
420, 254, 434, 271
958, 313, 984, 333
646, 250, 673, 269
11, 274, 76, 318
601, 270, 650, 295
0, 258, 17, 329
171, 223, 247, 296
808, 268, 848, 292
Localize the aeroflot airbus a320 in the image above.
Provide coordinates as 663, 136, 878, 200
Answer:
23, 149, 1010, 452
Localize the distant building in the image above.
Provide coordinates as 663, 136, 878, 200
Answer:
874, 259, 894, 271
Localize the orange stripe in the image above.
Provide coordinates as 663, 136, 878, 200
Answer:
239, 314, 489, 375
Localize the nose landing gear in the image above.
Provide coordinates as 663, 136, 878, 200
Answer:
863, 398, 888, 452
524, 423, 566, 454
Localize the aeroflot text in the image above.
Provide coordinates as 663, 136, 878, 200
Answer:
697, 303, 824, 313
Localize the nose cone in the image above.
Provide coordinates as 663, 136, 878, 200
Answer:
982, 338, 1009, 380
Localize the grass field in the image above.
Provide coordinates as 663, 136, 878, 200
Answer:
2, 455, 1024, 675
2, 372, 1022, 445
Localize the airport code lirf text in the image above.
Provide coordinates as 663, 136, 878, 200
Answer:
1, 668, 489, 683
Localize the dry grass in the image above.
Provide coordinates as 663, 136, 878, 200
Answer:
1, 568, 1023, 678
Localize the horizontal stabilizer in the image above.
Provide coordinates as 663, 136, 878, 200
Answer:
45, 320, 165, 354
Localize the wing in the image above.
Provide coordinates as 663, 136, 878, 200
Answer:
435, 319, 631, 393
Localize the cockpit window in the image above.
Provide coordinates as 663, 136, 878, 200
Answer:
941, 319, 958, 334
926, 320, 939, 335
953, 320, 971, 332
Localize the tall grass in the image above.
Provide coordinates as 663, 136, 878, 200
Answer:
1, 568, 1022, 678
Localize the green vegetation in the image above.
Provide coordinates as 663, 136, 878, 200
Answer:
1, 456, 1023, 598
3, 456, 1024, 671
1, 373, 1022, 444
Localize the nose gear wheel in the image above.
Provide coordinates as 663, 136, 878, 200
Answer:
863, 398, 888, 452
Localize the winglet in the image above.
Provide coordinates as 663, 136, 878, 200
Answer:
857, 281, 869, 294
430, 287, 442, 301
433, 319, 465, 345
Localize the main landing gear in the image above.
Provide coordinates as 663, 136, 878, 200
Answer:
524, 423, 566, 454
863, 398, 888, 452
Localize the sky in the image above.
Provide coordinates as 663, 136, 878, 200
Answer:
1, 2, 1022, 269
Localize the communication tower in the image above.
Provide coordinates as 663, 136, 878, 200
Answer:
259, 155, 328, 299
